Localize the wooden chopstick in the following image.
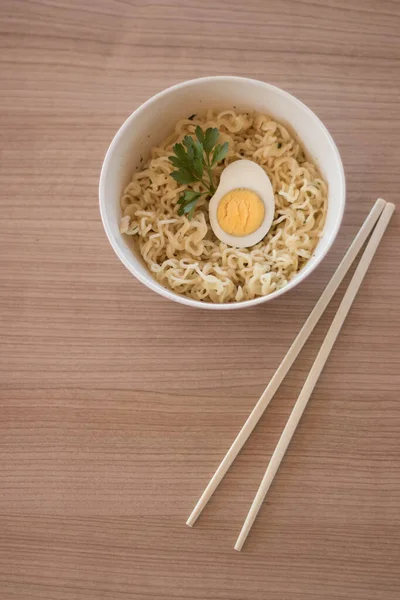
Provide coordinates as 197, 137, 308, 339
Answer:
234, 201, 395, 551
187, 198, 387, 528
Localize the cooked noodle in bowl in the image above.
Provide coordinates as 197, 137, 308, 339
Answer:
99, 77, 345, 310
119, 110, 328, 304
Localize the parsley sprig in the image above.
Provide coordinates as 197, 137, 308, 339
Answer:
168, 126, 228, 219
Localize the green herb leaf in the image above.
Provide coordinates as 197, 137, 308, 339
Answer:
177, 190, 202, 205
183, 135, 195, 161
193, 156, 203, 178
182, 198, 200, 215
204, 128, 219, 153
195, 125, 205, 145
177, 190, 204, 219
187, 203, 197, 220
171, 169, 197, 185
173, 143, 188, 165
186, 146, 195, 162
168, 127, 229, 218
211, 142, 229, 167
168, 155, 184, 168
193, 139, 203, 160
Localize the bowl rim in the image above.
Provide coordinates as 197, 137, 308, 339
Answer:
99, 75, 346, 310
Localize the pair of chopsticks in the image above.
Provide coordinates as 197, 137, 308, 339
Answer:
187, 198, 395, 551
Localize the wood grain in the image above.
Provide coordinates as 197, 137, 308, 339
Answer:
0, 0, 399, 598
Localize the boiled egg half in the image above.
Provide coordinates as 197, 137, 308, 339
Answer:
209, 160, 275, 248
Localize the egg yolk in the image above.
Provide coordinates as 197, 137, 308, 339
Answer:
217, 188, 265, 236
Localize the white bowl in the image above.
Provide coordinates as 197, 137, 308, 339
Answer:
99, 76, 345, 310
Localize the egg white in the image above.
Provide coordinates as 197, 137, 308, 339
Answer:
208, 160, 275, 248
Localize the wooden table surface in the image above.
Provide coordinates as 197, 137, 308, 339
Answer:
1, 1, 400, 598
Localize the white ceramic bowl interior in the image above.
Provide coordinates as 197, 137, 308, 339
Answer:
99, 76, 345, 309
